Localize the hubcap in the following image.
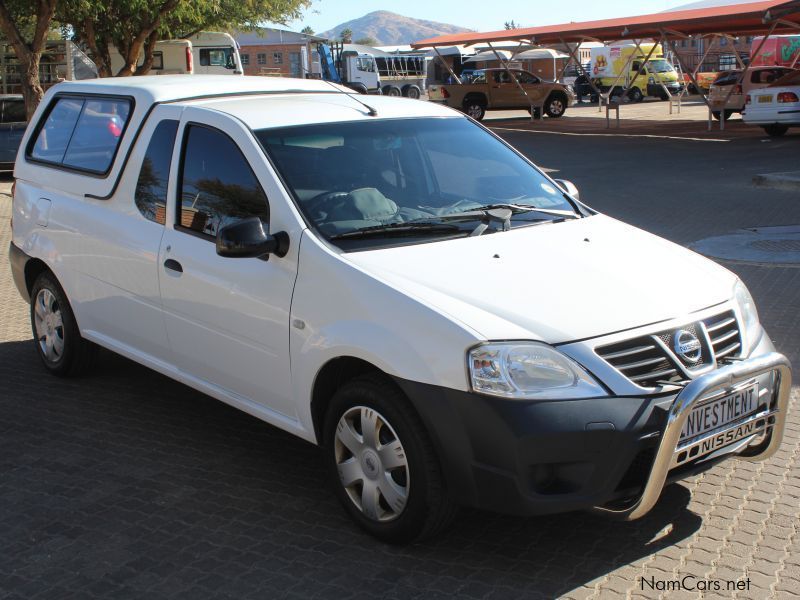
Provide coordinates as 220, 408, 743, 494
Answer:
334, 406, 410, 522
550, 99, 564, 115
34, 288, 65, 363
467, 104, 482, 119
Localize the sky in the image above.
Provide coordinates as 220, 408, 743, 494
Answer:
279, 0, 696, 34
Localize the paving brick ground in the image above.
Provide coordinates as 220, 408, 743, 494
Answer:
1, 127, 799, 600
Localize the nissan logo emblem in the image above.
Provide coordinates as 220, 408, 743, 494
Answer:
674, 329, 702, 363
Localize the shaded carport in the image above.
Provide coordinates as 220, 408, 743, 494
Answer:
412, 0, 800, 129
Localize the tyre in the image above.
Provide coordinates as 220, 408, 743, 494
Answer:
628, 87, 643, 103
544, 93, 567, 118
348, 83, 368, 95
382, 85, 402, 97
30, 271, 96, 377
323, 374, 457, 543
711, 110, 734, 121
462, 97, 486, 121
402, 84, 421, 99
763, 124, 789, 137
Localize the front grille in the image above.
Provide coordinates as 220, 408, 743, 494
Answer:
596, 338, 680, 388
703, 310, 741, 360
596, 310, 743, 388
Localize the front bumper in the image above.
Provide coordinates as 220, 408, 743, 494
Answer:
395, 340, 790, 519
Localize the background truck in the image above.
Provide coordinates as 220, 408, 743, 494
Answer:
750, 34, 800, 68
590, 42, 683, 101
317, 42, 427, 97
428, 67, 573, 121
0, 40, 97, 95
109, 32, 242, 76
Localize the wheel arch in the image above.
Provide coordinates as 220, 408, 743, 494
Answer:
310, 356, 385, 444
24, 257, 53, 297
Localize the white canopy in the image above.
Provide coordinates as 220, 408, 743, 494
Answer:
512, 48, 569, 60
463, 50, 511, 64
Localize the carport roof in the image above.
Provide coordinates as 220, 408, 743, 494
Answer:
411, 0, 800, 47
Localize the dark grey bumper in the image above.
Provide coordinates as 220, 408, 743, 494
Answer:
9, 241, 31, 303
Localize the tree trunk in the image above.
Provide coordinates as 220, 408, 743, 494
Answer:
81, 18, 113, 78
135, 30, 160, 76
19, 53, 45, 119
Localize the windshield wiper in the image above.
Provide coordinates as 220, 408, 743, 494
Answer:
454, 203, 579, 219
328, 221, 465, 240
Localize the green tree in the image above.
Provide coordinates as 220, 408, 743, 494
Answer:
504, 20, 518, 30
340, 27, 352, 43
300, 25, 313, 35
354, 36, 377, 46
62, 0, 310, 77
0, 0, 58, 118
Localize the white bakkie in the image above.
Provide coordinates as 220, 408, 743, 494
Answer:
9, 76, 791, 543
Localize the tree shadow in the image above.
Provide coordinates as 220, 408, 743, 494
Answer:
0, 339, 702, 598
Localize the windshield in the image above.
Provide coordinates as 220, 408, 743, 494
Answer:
257, 117, 579, 249
647, 59, 675, 74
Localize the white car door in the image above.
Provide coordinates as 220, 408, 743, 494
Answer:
157, 107, 301, 422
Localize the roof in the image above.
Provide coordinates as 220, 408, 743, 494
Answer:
189, 93, 458, 130
234, 27, 324, 47
411, 0, 800, 47
48, 75, 351, 105
42, 75, 459, 130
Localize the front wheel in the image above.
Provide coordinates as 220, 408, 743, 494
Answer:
763, 124, 789, 137
30, 272, 96, 377
628, 87, 643, 103
323, 374, 457, 543
545, 94, 567, 118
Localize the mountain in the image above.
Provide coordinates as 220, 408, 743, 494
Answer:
317, 10, 472, 46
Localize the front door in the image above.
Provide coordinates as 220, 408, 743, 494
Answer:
289, 52, 302, 77
490, 70, 546, 109
158, 110, 299, 421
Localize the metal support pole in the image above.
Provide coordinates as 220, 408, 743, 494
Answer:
432, 47, 461, 84
677, 34, 717, 101
598, 44, 639, 111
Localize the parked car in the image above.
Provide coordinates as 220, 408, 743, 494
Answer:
0, 94, 26, 171
743, 69, 800, 136
9, 76, 791, 543
429, 67, 575, 120
708, 66, 797, 120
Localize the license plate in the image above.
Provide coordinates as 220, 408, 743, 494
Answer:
680, 383, 758, 441
758, 95, 773, 103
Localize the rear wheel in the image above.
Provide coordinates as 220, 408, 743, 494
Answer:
323, 374, 457, 543
462, 97, 486, 121
711, 110, 734, 121
383, 85, 402, 97
763, 124, 789, 137
402, 84, 421, 99
545, 93, 567, 118
30, 272, 96, 377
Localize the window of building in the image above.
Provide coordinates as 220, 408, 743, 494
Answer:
257, 53, 267, 65
681, 40, 687, 48
746, 36, 754, 43
178, 124, 269, 238
273, 52, 283, 65
691, 39, 697, 47
720, 37, 728, 46
135, 119, 179, 225
241, 53, 250, 65
28, 95, 131, 175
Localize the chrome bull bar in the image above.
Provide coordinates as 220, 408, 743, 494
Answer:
594, 351, 792, 521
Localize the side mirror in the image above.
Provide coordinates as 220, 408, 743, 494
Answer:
554, 179, 580, 200
216, 217, 290, 259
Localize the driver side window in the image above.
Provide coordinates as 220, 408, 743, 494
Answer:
178, 124, 269, 238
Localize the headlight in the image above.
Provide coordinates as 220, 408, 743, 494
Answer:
468, 342, 607, 400
734, 279, 761, 355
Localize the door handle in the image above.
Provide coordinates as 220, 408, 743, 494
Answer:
163, 258, 183, 273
